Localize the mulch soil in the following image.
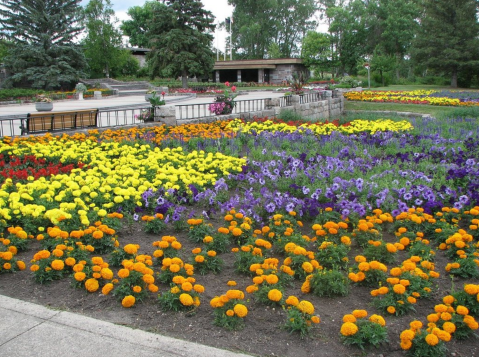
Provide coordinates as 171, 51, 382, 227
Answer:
0, 219, 478, 357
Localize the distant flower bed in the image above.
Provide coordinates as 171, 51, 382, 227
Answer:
344, 90, 479, 106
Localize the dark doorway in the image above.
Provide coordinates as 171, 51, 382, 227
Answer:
264, 69, 270, 83
241, 69, 259, 82
219, 70, 237, 83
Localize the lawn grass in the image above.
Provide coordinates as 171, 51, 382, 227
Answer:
343, 100, 479, 119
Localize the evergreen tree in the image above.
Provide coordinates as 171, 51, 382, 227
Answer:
82, 0, 124, 78
120, 1, 163, 48
148, 0, 215, 88
412, 0, 479, 87
0, 0, 87, 89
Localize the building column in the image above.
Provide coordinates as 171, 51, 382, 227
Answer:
237, 69, 242, 83
258, 69, 264, 83
215, 70, 220, 83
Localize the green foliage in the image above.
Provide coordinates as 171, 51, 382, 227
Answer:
405, 329, 448, 357
0, 0, 87, 89
229, 0, 317, 58
120, 1, 162, 48
82, 0, 123, 79
301, 31, 332, 75
147, 0, 216, 88
283, 304, 319, 339
363, 241, 398, 265
411, 0, 479, 87
144, 216, 167, 234
309, 269, 349, 297
191, 250, 223, 275
340, 317, 388, 350
316, 242, 350, 270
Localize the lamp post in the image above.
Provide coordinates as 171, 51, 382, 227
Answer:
364, 63, 370, 89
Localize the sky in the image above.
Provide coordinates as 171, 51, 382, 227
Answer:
80, 0, 235, 52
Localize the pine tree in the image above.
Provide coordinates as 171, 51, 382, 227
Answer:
148, 0, 216, 88
0, 0, 87, 89
412, 0, 479, 87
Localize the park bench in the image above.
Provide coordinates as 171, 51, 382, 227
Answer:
23, 109, 98, 134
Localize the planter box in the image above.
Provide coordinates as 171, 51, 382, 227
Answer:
35, 102, 53, 111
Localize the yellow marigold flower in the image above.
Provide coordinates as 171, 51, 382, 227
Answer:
226, 309, 235, 317
122, 295, 136, 308
265, 274, 279, 284
233, 304, 248, 318
410, 320, 423, 331
51, 259, 64, 271
246, 285, 258, 293
193, 284, 204, 293
400, 329, 415, 341
297, 300, 314, 315
16, 261, 26, 270
352, 309, 368, 319
207, 250, 216, 257
232, 228, 243, 236
425, 333, 439, 346
74, 272, 86, 281
442, 321, 456, 333
226, 280, 237, 286
285, 296, 299, 306
434, 304, 448, 313
181, 282, 193, 292
464, 284, 479, 295
387, 306, 396, 314
124, 244, 138, 255
118, 268, 130, 279
226, 289, 244, 300
393, 284, 406, 294
102, 283, 114, 295
340, 322, 358, 336
400, 340, 412, 350
369, 314, 386, 327
311, 316, 320, 324
85, 278, 99, 292
343, 314, 356, 323
179, 293, 194, 306
456, 305, 469, 315
268, 289, 283, 302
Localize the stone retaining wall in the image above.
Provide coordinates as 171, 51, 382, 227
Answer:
157, 91, 345, 126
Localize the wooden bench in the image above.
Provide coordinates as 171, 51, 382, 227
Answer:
25, 109, 98, 134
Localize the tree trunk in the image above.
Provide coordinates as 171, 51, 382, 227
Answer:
181, 69, 188, 89
451, 70, 458, 88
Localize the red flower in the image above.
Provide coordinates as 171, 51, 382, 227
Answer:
225, 81, 230, 87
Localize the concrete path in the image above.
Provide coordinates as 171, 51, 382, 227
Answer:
0, 91, 285, 117
0, 294, 253, 357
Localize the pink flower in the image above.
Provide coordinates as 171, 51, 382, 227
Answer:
161, 91, 166, 96
231, 86, 236, 92
225, 81, 230, 87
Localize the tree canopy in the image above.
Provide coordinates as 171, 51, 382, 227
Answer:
227, 0, 317, 59
0, 0, 87, 89
120, 1, 163, 48
147, 0, 216, 88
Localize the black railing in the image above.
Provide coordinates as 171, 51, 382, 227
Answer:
279, 95, 292, 107
300, 92, 322, 104
176, 98, 266, 121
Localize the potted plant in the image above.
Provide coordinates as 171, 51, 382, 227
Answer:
75, 83, 88, 100
134, 109, 154, 122
35, 95, 53, 111
145, 89, 156, 101
208, 81, 237, 115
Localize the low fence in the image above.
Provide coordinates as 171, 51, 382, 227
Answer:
0, 90, 345, 137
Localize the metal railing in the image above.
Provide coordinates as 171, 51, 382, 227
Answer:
300, 92, 322, 104
175, 98, 267, 121
0, 106, 154, 137
279, 95, 292, 107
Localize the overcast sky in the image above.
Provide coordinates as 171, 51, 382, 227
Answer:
80, 0, 234, 51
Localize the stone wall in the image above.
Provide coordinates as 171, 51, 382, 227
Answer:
269, 64, 308, 84
159, 91, 345, 126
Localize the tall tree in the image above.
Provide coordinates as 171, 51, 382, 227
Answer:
148, 0, 216, 88
121, 1, 163, 48
412, 0, 479, 87
0, 0, 87, 89
228, 0, 317, 59
82, 0, 124, 78
300, 31, 333, 77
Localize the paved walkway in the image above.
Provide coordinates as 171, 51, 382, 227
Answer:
0, 91, 285, 117
0, 294, 253, 357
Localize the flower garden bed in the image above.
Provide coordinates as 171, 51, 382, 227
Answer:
344, 90, 479, 106
0, 117, 478, 357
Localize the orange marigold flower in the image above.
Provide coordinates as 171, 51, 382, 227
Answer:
122, 295, 136, 308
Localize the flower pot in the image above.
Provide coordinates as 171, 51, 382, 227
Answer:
35, 102, 53, 111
